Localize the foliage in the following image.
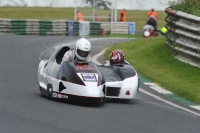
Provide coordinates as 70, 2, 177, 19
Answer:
82, 0, 111, 10
169, 0, 200, 16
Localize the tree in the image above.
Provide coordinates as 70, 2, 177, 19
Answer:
83, 0, 111, 10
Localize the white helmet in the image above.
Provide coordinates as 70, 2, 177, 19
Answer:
74, 38, 91, 61
143, 31, 150, 37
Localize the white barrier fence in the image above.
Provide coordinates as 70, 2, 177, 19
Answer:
100, 22, 135, 34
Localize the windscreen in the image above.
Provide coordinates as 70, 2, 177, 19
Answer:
56, 61, 105, 86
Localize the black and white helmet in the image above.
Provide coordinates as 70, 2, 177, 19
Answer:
74, 38, 91, 61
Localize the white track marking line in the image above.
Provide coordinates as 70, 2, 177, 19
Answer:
190, 106, 200, 110
92, 48, 108, 65
93, 47, 200, 116
144, 83, 173, 94
144, 83, 200, 111
140, 89, 200, 116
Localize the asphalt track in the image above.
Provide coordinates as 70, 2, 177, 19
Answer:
0, 35, 200, 133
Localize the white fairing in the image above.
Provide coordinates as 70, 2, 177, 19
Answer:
38, 60, 104, 98
119, 76, 139, 98
105, 74, 139, 99
48, 74, 104, 97
38, 60, 48, 90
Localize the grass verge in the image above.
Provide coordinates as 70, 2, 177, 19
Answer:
91, 34, 143, 38
105, 36, 200, 105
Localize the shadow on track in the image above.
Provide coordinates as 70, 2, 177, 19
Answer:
38, 94, 105, 108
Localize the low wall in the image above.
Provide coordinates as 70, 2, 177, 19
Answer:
100, 22, 135, 34
0, 18, 135, 36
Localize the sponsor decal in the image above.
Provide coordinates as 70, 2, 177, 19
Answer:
75, 63, 95, 71
57, 93, 68, 99
68, 21, 74, 36
52, 92, 58, 98
63, 95, 68, 99
111, 53, 121, 60
52, 92, 68, 99
58, 94, 63, 98
81, 73, 97, 82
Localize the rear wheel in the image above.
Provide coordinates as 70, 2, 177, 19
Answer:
120, 99, 130, 103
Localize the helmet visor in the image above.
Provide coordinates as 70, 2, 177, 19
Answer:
77, 49, 90, 58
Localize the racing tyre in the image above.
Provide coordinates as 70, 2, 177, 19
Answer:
103, 85, 106, 102
39, 85, 46, 96
137, 78, 140, 92
120, 99, 130, 103
39, 85, 42, 94
47, 84, 53, 98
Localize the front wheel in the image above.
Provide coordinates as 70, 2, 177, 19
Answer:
39, 85, 42, 94
47, 84, 53, 98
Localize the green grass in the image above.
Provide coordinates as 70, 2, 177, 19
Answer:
90, 34, 143, 38
106, 34, 143, 38
0, 7, 167, 30
105, 36, 200, 105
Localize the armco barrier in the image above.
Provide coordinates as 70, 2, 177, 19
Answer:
165, 7, 200, 67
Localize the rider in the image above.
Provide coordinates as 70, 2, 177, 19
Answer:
109, 49, 131, 66
146, 16, 157, 31
62, 38, 91, 61
143, 24, 155, 38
